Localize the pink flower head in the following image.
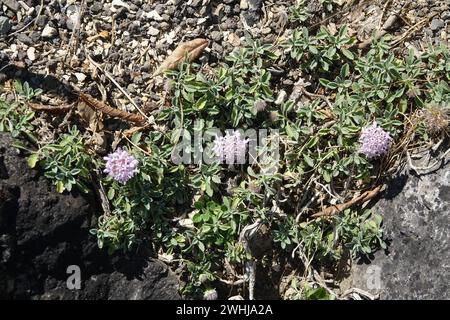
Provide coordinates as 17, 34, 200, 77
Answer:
212, 131, 249, 164
104, 148, 139, 184
359, 122, 393, 159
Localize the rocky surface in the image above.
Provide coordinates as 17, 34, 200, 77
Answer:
0, 133, 180, 299
347, 155, 450, 299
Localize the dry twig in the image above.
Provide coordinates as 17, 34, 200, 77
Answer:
78, 92, 145, 125
311, 185, 383, 218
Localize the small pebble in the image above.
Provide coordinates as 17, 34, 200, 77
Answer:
147, 26, 160, 36
430, 19, 445, 31
26, 47, 36, 61
41, 24, 58, 38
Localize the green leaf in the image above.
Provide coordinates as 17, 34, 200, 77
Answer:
285, 124, 299, 140
323, 170, 331, 183
131, 132, 142, 144
107, 188, 115, 200
319, 78, 338, 90
341, 48, 354, 60
195, 95, 208, 110
56, 181, 65, 193
377, 90, 386, 99
205, 183, 214, 197
303, 154, 314, 167
27, 153, 39, 168
399, 99, 407, 113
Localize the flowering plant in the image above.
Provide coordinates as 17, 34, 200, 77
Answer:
104, 148, 139, 184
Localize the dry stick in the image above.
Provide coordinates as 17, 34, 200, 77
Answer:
377, 0, 393, 30
67, 0, 86, 55
301, 88, 333, 109
91, 169, 112, 216
121, 133, 152, 157
28, 102, 74, 115
78, 92, 145, 125
239, 220, 262, 300
85, 51, 153, 124
311, 185, 383, 218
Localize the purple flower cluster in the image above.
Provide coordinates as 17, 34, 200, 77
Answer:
212, 131, 249, 164
359, 122, 393, 159
104, 148, 138, 184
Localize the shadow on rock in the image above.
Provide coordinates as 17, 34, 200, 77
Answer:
0, 133, 180, 300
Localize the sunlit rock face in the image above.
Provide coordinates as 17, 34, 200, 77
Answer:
349, 152, 450, 299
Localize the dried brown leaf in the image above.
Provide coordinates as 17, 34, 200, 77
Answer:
78, 92, 145, 125
153, 38, 209, 76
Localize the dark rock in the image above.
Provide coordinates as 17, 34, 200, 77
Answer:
348, 159, 450, 299
0, 16, 11, 36
30, 31, 41, 43
35, 15, 48, 28
16, 34, 33, 46
0, 133, 181, 300
90, 2, 103, 14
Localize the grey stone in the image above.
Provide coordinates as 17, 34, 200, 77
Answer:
30, 31, 40, 43
248, 0, 263, 11
210, 30, 222, 41
0, 17, 11, 36
1, 0, 19, 11
90, 2, 103, 14
430, 19, 445, 31
348, 158, 450, 299
35, 15, 47, 28
65, 5, 80, 31
16, 33, 33, 45
212, 42, 223, 55
147, 26, 159, 36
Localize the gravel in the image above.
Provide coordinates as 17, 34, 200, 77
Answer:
0, 0, 448, 114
